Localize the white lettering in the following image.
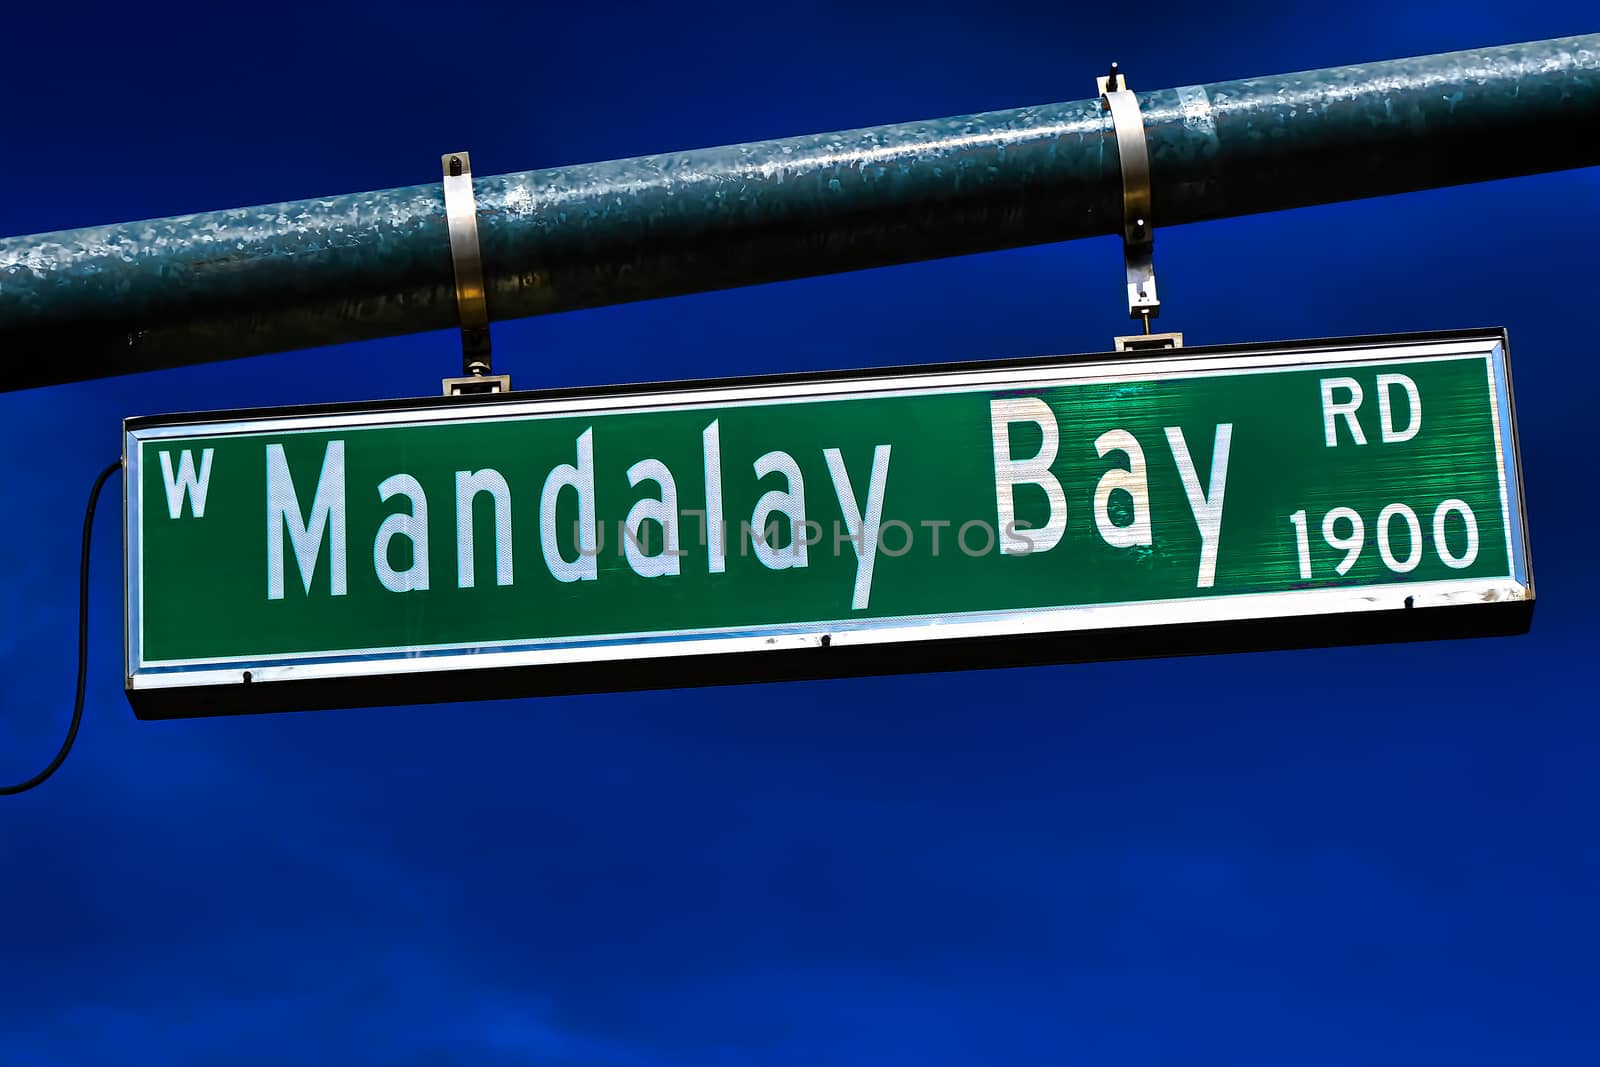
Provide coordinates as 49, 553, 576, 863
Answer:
540, 429, 598, 583
624, 458, 682, 578
159, 448, 214, 519
266, 441, 346, 600
1320, 377, 1366, 447
703, 421, 726, 574
824, 444, 891, 610
990, 398, 1066, 555
1092, 429, 1152, 548
1377, 373, 1422, 444
1166, 424, 1233, 588
1434, 499, 1480, 569
456, 469, 513, 588
374, 474, 430, 593
750, 451, 808, 571
1376, 502, 1422, 573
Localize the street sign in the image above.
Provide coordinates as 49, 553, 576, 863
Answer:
124, 330, 1531, 718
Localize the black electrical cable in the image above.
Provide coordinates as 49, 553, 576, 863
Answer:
1, 459, 121, 796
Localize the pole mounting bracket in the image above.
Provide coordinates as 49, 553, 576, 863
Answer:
1099, 63, 1176, 349
441, 151, 511, 396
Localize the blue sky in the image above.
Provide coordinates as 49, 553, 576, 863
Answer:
2, 2, 1599, 1064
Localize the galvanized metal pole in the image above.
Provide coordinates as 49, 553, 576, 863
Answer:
2, 34, 1596, 390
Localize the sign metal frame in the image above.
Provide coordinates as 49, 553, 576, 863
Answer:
123, 329, 1533, 719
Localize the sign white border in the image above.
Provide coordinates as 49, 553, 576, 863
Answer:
125, 333, 1531, 696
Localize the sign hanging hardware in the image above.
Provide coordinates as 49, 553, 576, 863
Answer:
441, 151, 512, 396
1099, 63, 1182, 353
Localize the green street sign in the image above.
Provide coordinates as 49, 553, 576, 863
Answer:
124, 330, 1531, 718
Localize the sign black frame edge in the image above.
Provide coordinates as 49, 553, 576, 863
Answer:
129, 600, 1532, 719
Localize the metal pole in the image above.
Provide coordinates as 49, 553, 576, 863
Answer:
2, 34, 1596, 390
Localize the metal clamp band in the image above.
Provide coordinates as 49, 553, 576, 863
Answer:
1098, 64, 1160, 328
443, 152, 493, 372
441, 152, 509, 395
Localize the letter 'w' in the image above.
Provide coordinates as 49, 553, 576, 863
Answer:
160, 449, 215, 519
